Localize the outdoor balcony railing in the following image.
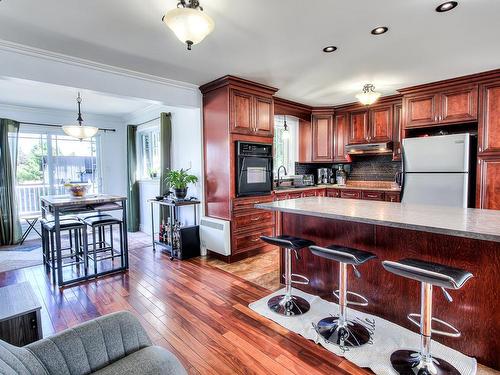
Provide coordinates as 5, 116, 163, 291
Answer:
16, 183, 66, 217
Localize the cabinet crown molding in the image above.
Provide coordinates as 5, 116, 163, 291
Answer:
199, 75, 278, 95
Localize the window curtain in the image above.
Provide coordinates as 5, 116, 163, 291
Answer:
0, 119, 22, 245
159, 112, 172, 196
126, 125, 140, 232
159, 112, 172, 223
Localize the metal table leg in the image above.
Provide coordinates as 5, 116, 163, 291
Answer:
122, 199, 129, 269
151, 201, 156, 252
55, 209, 63, 287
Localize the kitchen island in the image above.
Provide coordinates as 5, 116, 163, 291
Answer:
256, 197, 500, 369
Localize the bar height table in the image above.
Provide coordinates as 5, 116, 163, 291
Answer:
40, 194, 128, 287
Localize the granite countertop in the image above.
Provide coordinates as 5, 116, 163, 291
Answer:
256, 197, 500, 242
274, 181, 401, 194
41, 194, 126, 207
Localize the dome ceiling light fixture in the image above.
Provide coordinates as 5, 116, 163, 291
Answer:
436, 1, 458, 12
356, 84, 381, 106
62, 93, 99, 140
162, 0, 215, 50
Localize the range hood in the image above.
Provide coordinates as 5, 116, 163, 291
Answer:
345, 141, 393, 155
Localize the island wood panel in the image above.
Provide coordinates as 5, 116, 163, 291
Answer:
280, 213, 500, 369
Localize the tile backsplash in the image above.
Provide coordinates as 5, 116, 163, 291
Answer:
294, 155, 402, 182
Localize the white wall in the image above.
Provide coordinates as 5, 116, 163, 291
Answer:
125, 105, 202, 235
0, 103, 127, 196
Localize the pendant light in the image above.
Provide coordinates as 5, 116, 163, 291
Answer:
62, 93, 99, 140
282, 115, 290, 140
356, 84, 381, 106
162, 0, 215, 50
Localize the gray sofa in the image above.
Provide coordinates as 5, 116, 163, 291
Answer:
0, 311, 187, 375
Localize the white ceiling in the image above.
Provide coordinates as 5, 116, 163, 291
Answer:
0, 76, 160, 116
0, 0, 499, 106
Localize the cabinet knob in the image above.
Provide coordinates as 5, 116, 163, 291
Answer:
478, 147, 482, 152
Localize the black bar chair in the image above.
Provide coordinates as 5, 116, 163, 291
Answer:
80, 213, 124, 275
309, 244, 376, 347
41, 217, 88, 284
382, 258, 473, 375
260, 235, 314, 316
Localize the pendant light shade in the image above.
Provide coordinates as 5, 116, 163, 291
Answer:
63, 93, 99, 140
163, 0, 214, 50
282, 115, 290, 140
356, 84, 381, 106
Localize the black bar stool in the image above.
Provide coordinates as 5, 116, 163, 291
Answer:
260, 235, 314, 316
309, 244, 376, 347
80, 213, 124, 274
382, 258, 473, 375
41, 217, 88, 283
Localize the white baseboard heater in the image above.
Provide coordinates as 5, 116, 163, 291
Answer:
199, 216, 231, 256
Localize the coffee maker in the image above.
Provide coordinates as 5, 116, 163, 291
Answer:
317, 168, 333, 184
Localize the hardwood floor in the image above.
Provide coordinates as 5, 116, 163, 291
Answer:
0, 243, 495, 374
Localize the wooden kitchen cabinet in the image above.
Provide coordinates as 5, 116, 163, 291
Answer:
333, 113, 350, 163
254, 95, 273, 136
312, 114, 334, 161
230, 89, 274, 137
230, 89, 253, 134
369, 105, 393, 142
362, 190, 385, 201
477, 156, 500, 210
326, 189, 340, 198
348, 110, 369, 144
393, 103, 403, 161
385, 191, 401, 202
478, 80, 500, 154
403, 84, 478, 129
340, 189, 361, 199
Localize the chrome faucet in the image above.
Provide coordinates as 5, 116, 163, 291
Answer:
276, 165, 287, 187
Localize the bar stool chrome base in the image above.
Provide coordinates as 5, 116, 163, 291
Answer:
390, 350, 460, 375
268, 294, 310, 316
315, 317, 370, 347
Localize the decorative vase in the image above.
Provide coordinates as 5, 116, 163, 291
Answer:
174, 188, 188, 200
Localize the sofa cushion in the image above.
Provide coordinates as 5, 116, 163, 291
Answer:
91, 346, 187, 375
26, 311, 152, 375
0, 340, 48, 375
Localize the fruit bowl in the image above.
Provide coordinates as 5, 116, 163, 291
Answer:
64, 183, 89, 198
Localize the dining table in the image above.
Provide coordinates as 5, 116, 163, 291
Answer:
40, 194, 128, 287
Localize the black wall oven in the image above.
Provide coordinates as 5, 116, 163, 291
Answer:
236, 141, 273, 197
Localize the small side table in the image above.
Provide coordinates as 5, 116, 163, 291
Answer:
0, 282, 42, 346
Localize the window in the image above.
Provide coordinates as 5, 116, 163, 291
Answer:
273, 115, 298, 177
137, 127, 160, 180
13, 129, 101, 216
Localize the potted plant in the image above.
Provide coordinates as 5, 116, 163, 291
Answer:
148, 167, 159, 179
164, 168, 198, 200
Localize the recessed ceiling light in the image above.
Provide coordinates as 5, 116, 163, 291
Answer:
436, 1, 458, 12
371, 26, 389, 35
323, 46, 338, 53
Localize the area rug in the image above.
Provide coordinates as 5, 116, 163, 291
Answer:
249, 288, 477, 375
0, 242, 43, 273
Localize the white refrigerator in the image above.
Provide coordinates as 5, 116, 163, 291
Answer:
402, 134, 473, 208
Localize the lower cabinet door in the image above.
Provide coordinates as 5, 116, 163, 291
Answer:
340, 190, 361, 199
362, 190, 385, 201
232, 226, 274, 254
326, 189, 340, 198
385, 192, 401, 202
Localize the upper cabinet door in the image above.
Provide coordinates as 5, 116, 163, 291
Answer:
392, 103, 403, 161
478, 81, 500, 154
230, 89, 253, 134
440, 85, 478, 124
312, 114, 333, 161
348, 110, 369, 144
254, 96, 274, 137
369, 105, 393, 142
404, 93, 439, 128
476, 156, 500, 209
333, 113, 350, 163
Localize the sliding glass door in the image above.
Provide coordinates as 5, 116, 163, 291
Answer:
13, 129, 101, 216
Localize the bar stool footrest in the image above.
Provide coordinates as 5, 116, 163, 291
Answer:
407, 313, 461, 338
290, 273, 309, 285
333, 290, 369, 307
